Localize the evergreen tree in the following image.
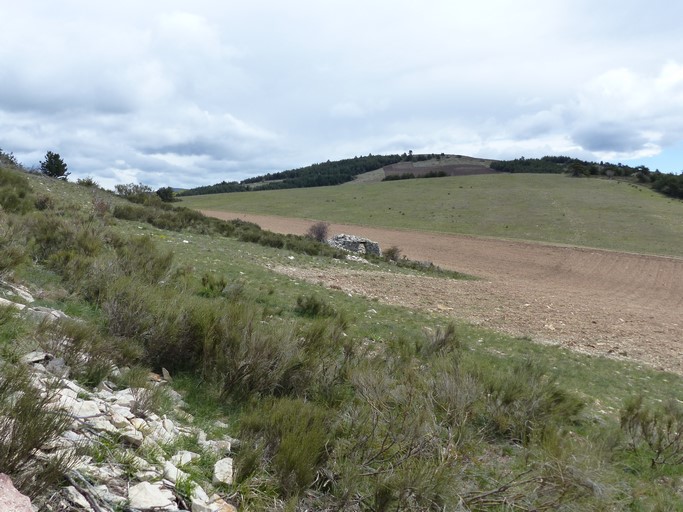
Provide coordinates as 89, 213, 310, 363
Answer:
39, 151, 70, 180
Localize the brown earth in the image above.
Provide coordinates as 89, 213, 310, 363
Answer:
202, 210, 683, 374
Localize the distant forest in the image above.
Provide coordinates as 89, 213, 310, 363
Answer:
178, 154, 403, 196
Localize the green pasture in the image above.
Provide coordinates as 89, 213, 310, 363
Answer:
180, 173, 683, 257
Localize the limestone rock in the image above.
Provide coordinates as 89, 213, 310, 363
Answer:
128, 481, 175, 510
23, 306, 69, 323
213, 457, 234, 485
163, 461, 189, 484
171, 450, 200, 467
0, 473, 32, 512
64, 486, 92, 510
0, 297, 25, 311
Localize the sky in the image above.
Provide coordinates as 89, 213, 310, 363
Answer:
1, 1, 683, 190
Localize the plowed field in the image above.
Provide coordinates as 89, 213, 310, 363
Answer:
202, 210, 683, 374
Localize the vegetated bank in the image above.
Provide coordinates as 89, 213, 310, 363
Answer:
3, 157, 683, 510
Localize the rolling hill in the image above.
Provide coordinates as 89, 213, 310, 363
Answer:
180, 173, 683, 257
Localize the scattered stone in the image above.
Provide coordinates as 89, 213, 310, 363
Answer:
63, 486, 92, 510
0, 297, 26, 311
23, 306, 69, 323
128, 481, 175, 510
213, 457, 234, 485
163, 461, 190, 485
171, 450, 200, 467
162, 367, 173, 382
45, 357, 70, 378
0, 281, 34, 302
0, 473, 32, 512
21, 351, 49, 364
121, 427, 144, 447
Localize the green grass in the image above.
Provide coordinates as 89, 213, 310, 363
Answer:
180, 174, 683, 257
119, 222, 683, 416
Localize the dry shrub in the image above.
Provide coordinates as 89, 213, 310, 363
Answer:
306, 221, 330, 242
0, 365, 74, 497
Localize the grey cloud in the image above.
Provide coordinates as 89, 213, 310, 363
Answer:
572, 125, 650, 153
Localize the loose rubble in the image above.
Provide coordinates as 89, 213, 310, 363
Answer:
1, 288, 239, 511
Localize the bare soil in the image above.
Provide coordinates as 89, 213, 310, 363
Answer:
202, 210, 683, 374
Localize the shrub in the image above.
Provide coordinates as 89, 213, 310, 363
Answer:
621, 395, 683, 467
383, 245, 401, 262
0, 213, 26, 276
33, 194, 54, 211
156, 186, 175, 202
91, 194, 111, 217
115, 235, 173, 283
0, 167, 34, 214
482, 360, 584, 445
239, 398, 330, 496
295, 294, 337, 318
199, 273, 228, 298
77, 176, 99, 187
0, 365, 74, 497
114, 182, 153, 203
36, 319, 115, 387
306, 221, 330, 242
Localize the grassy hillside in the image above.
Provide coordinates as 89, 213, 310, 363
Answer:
3, 165, 683, 509
180, 173, 683, 257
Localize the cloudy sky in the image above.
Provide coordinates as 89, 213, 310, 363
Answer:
1, 1, 682, 189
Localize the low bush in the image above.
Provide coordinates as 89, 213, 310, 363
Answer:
295, 294, 337, 318
36, 319, 115, 387
239, 398, 330, 497
621, 395, 683, 467
0, 213, 27, 276
306, 221, 330, 242
0, 167, 34, 214
482, 360, 584, 445
383, 245, 401, 262
0, 365, 74, 497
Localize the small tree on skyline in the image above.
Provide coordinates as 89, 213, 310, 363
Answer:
40, 151, 70, 180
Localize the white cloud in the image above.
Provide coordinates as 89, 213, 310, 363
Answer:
2, 1, 683, 186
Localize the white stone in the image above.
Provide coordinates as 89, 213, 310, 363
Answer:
162, 417, 176, 433
64, 486, 92, 510
20, 351, 47, 364
110, 411, 131, 429
163, 461, 189, 484
120, 427, 143, 447
130, 417, 148, 431
89, 417, 117, 433
0, 297, 25, 311
1, 282, 34, 303
63, 379, 89, 396
128, 482, 174, 510
212, 457, 234, 485
111, 404, 135, 418
170, 450, 200, 467
70, 400, 102, 418
92, 485, 126, 506
191, 484, 209, 503
113, 389, 135, 407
